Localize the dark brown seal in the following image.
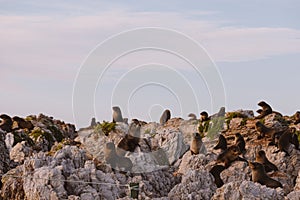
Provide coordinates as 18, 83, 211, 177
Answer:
209, 165, 226, 188
217, 145, 247, 168
200, 111, 210, 122
249, 161, 282, 188
234, 133, 246, 153
12, 116, 34, 130
0, 114, 13, 132
213, 134, 227, 151
255, 101, 273, 119
255, 150, 278, 172
160, 109, 171, 125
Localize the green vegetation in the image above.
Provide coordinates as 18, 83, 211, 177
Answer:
240, 118, 248, 126
94, 121, 116, 136
30, 128, 54, 143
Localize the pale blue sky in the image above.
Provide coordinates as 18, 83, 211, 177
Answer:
1, 0, 300, 127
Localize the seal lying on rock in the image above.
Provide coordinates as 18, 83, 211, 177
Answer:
104, 142, 133, 172
216, 145, 247, 168
249, 161, 282, 188
12, 116, 34, 130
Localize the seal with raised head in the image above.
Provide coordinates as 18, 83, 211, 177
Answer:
213, 134, 227, 151
290, 127, 299, 150
234, 133, 246, 153
200, 111, 210, 122
160, 109, 171, 125
112, 106, 124, 123
275, 129, 293, 156
12, 116, 34, 130
190, 132, 206, 155
0, 114, 13, 132
217, 145, 247, 168
209, 165, 226, 188
255, 150, 278, 172
294, 111, 300, 125
249, 161, 282, 188
255, 101, 273, 119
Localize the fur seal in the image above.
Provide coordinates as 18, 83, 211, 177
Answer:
276, 129, 292, 155
0, 114, 13, 132
160, 109, 171, 125
116, 122, 141, 156
104, 142, 133, 172
234, 133, 246, 153
200, 111, 210, 122
249, 161, 282, 188
12, 116, 34, 130
190, 132, 206, 155
255, 101, 273, 119
188, 113, 197, 120
255, 150, 278, 172
294, 111, 300, 125
112, 106, 124, 123
290, 127, 299, 150
213, 134, 227, 151
209, 165, 226, 188
255, 121, 276, 139
217, 145, 247, 168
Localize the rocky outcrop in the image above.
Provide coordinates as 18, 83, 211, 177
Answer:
1, 110, 300, 199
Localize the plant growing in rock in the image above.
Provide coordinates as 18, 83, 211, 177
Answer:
94, 121, 116, 136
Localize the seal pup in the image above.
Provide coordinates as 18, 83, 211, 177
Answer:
188, 113, 197, 120
255, 101, 273, 119
213, 134, 227, 151
12, 116, 34, 130
217, 145, 247, 168
190, 132, 206, 155
116, 122, 141, 156
200, 111, 210, 122
209, 165, 226, 188
249, 161, 282, 188
234, 133, 246, 153
255, 150, 278, 172
0, 114, 13, 132
112, 106, 124, 123
160, 109, 171, 125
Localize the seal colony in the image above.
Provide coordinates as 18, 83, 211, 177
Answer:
97, 100, 300, 191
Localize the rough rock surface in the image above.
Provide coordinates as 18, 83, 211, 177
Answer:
1, 111, 300, 199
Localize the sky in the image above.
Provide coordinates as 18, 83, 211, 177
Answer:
1, 0, 300, 128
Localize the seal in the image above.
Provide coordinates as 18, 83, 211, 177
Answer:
209, 165, 226, 188
213, 134, 227, 151
116, 122, 141, 156
188, 113, 197, 120
217, 145, 247, 168
255, 101, 273, 119
190, 132, 206, 155
255, 121, 276, 139
276, 129, 292, 156
12, 116, 34, 130
294, 111, 300, 125
249, 161, 282, 188
104, 142, 133, 172
200, 111, 210, 122
0, 114, 13, 132
255, 150, 278, 172
160, 109, 171, 125
290, 127, 299, 150
234, 133, 246, 153
112, 106, 124, 123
